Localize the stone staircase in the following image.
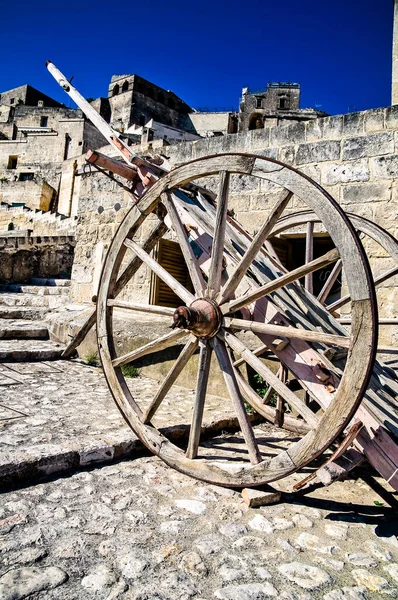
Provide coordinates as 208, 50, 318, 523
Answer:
0, 201, 77, 237
0, 278, 70, 361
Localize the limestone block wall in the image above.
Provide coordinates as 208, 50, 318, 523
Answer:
70, 105, 398, 344
0, 179, 54, 211
0, 235, 75, 283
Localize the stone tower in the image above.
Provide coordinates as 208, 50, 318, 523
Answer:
392, 0, 398, 104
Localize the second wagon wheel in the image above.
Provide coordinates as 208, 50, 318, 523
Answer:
97, 153, 377, 487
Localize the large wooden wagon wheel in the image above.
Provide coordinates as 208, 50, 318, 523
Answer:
97, 153, 377, 487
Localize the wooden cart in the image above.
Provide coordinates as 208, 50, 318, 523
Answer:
47, 62, 398, 491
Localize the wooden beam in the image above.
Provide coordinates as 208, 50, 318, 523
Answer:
226, 317, 351, 349
305, 221, 314, 294
224, 248, 340, 314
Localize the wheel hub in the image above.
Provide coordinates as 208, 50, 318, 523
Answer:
172, 298, 222, 338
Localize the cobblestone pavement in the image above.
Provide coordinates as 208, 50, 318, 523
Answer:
1, 360, 398, 599
1, 455, 398, 600
0, 361, 239, 485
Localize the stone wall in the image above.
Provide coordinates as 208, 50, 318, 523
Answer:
0, 234, 75, 283
69, 105, 398, 345
0, 179, 54, 211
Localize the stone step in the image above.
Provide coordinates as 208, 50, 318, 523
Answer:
0, 284, 69, 296
0, 306, 48, 320
31, 278, 71, 287
0, 340, 65, 362
0, 319, 49, 340
0, 293, 66, 309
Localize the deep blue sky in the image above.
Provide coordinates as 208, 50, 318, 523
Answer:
0, 0, 393, 116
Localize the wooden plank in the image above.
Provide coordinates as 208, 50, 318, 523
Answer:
212, 337, 263, 465
221, 330, 319, 428
305, 221, 314, 294
143, 337, 198, 423
226, 317, 351, 349
224, 248, 340, 314
207, 171, 230, 299
219, 191, 293, 303
186, 340, 212, 459
112, 329, 188, 368
124, 238, 194, 306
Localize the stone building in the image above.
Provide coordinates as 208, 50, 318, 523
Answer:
0, 87, 106, 212
238, 82, 327, 132
106, 74, 194, 134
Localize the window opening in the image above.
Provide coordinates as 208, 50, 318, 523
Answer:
7, 156, 18, 169
40, 116, 48, 127
112, 84, 120, 96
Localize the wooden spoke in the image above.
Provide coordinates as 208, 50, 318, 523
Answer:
305, 221, 314, 294
224, 248, 340, 314
212, 337, 263, 464
317, 259, 343, 305
62, 309, 96, 359
115, 221, 168, 297
207, 171, 230, 299
220, 330, 319, 428
162, 193, 207, 296
219, 191, 293, 303
235, 369, 311, 435
108, 300, 175, 317
124, 238, 195, 306
225, 317, 351, 349
143, 336, 198, 423
275, 366, 288, 427
112, 329, 188, 368
328, 265, 398, 313
186, 340, 212, 459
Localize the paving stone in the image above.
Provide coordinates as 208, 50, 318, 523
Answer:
272, 517, 295, 530
278, 562, 332, 590
366, 540, 393, 562
218, 523, 247, 539
117, 554, 149, 579
214, 582, 278, 599
81, 563, 117, 591
318, 558, 345, 572
346, 553, 378, 567
325, 523, 349, 540
248, 514, 274, 533
175, 499, 207, 514
351, 568, 392, 592
323, 587, 367, 600
296, 532, 338, 555
195, 534, 224, 556
383, 563, 398, 582
292, 514, 314, 529
180, 551, 208, 576
0, 566, 68, 599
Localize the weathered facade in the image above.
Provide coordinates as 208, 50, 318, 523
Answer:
0, 91, 107, 212
67, 105, 398, 348
238, 82, 327, 132
107, 74, 194, 133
